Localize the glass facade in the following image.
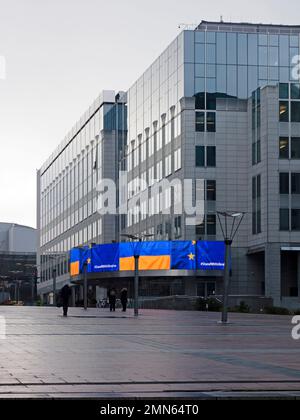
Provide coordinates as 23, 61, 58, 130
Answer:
38, 92, 127, 285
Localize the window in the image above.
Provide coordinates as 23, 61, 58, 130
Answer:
196, 146, 216, 167
174, 148, 181, 172
291, 83, 300, 100
174, 216, 182, 239
195, 146, 205, 167
165, 155, 172, 177
207, 214, 216, 235
196, 112, 205, 132
206, 180, 216, 201
207, 146, 216, 167
252, 175, 262, 235
292, 137, 300, 159
291, 102, 300, 122
156, 161, 163, 181
279, 101, 289, 122
280, 173, 289, 194
196, 220, 205, 237
292, 210, 300, 231
207, 112, 216, 132
280, 209, 289, 231
292, 173, 300, 194
279, 137, 289, 159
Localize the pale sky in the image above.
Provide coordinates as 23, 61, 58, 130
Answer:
0, 0, 298, 228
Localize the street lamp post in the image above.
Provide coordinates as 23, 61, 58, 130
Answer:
52, 268, 57, 307
83, 261, 88, 311
121, 234, 154, 317
217, 211, 245, 324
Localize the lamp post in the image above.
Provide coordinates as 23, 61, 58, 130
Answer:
121, 234, 154, 317
83, 261, 88, 311
217, 211, 245, 324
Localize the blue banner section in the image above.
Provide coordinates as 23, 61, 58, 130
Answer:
171, 241, 196, 270
197, 241, 225, 271
70, 241, 225, 275
91, 244, 119, 272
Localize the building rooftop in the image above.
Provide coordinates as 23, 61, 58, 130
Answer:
197, 20, 300, 34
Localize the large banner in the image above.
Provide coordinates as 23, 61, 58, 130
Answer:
70, 241, 225, 276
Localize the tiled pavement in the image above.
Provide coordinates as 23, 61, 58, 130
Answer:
0, 306, 300, 399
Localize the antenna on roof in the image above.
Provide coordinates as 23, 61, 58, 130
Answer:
220, 15, 224, 23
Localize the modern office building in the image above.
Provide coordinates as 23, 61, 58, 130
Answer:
38, 21, 300, 309
37, 91, 127, 299
0, 223, 37, 303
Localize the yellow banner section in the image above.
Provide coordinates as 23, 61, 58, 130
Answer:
70, 261, 80, 277
120, 255, 171, 272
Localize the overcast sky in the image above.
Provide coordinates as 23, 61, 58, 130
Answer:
0, 0, 298, 228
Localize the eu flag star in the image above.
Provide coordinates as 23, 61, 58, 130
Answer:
192, 241, 197, 246
188, 253, 195, 261
87, 258, 91, 265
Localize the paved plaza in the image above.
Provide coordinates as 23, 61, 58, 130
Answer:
0, 306, 300, 399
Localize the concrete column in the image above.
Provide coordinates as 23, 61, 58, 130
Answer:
265, 244, 281, 307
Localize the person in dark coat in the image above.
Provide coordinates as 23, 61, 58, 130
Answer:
108, 288, 117, 312
60, 284, 72, 317
120, 288, 128, 312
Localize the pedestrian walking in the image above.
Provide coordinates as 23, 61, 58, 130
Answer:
120, 288, 128, 312
60, 284, 71, 317
108, 288, 117, 312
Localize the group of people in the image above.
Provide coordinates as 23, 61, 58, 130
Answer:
108, 288, 128, 313
59, 285, 128, 317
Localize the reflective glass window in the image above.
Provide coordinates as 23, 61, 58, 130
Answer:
279, 83, 289, 99
290, 35, 299, 48
292, 173, 300, 194
248, 34, 258, 65
279, 101, 289, 122
227, 33, 237, 65
195, 112, 205, 132
195, 31, 205, 43
195, 44, 205, 63
292, 209, 300, 231
270, 35, 279, 47
207, 180, 216, 201
279, 36, 289, 66
216, 32, 226, 64
207, 32, 216, 44
227, 65, 237, 96
195, 146, 205, 166
207, 214, 216, 235
259, 34, 268, 46
207, 146, 216, 167
207, 113, 216, 132
280, 209, 290, 231
207, 44, 216, 64
280, 173, 289, 194
291, 83, 300, 99
291, 102, 300, 122
279, 137, 289, 159
269, 47, 279, 66
238, 34, 248, 65
259, 47, 268, 66
292, 137, 300, 159
217, 65, 227, 94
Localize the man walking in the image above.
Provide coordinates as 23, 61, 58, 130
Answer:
120, 288, 128, 312
60, 284, 71, 317
108, 288, 117, 312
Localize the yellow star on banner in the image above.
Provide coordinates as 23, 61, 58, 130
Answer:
87, 258, 91, 265
192, 241, 197, 246
188, 253, 195, 261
